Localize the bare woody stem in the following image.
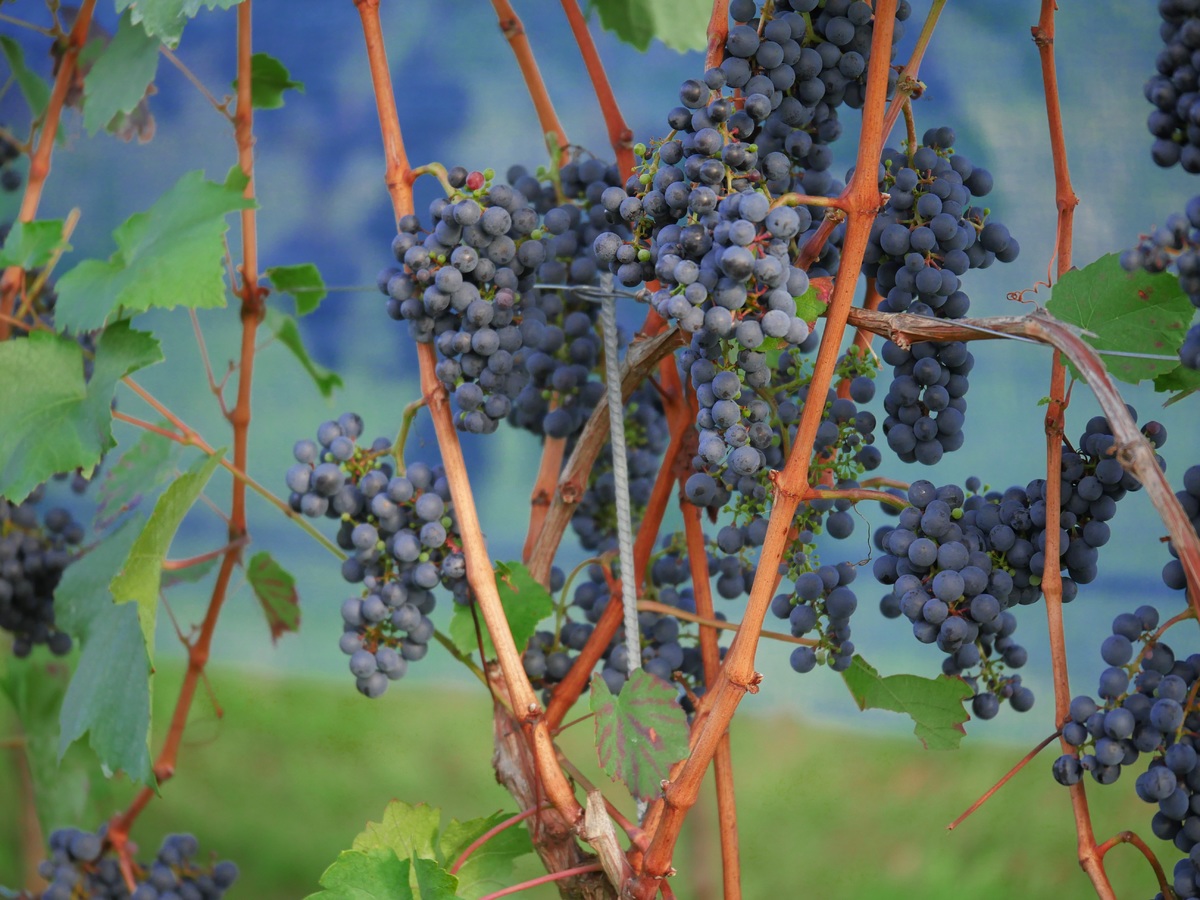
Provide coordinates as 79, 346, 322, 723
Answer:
946, 730, 1061, 831
559, 0, 634, 180
352, 0, 583, 831
0, 0, 96, 340
1094, 832, 1176, 900
489, 0, 570, 161
108, 1, 266, 851
705, 0, 730, 70
630, 6, 900, 895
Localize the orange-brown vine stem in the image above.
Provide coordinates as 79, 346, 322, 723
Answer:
523, 431, 567, 566
878, 0, 948, 144
837, 277, 883, 401
629, 6, 898, 896
559, 0, 633, 180
803, 485, 907, 510
545, 355, 689, 732
636, 600, 818, 648
946, 730, 1061, 831
705, 0, 730, 70
1032, 1, 1108, 894
0, 0, 95, 341
108, 1, 265, 855
352, 0, 582, 829
490, 0, 570, 162
681, 501, 740, 900
1095, 832, 1175, 900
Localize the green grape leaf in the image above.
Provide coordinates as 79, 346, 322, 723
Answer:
449, 561, 555, 659
1045, 254, 1193, 384
307, 850, 413, 900
110, 451, 224, 655
246, 551, 300, 642
0, 36, 51, 117
54, 168, 255, 332
795, 284, 827, 323
841, 655, 972, 751
55, 516, 154, 784
0, 322, 162, 503
590, 669, 690, 800
116, 0, 244, 48
94, 428, 183, 531
352, 800, 440, 861
588, 0, 709, 52
1153, 361, 1200, 405
232, 52, 304, 110
82, 12, 160, 135
265, 262, 326, 316
0, 220, 69, 270
263, 307, 343, 398
438, 812, 533, 900
412, 858, 458, 900
0, 654, 95, 835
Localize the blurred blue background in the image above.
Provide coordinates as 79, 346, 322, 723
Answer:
1, 0, 1197, 745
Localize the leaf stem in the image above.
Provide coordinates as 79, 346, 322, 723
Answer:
946, 730, 1061, 831
449, 805, 547, 875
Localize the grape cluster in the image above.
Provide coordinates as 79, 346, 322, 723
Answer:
22, 828, 237, 900
1163, 464, 1200, 592
866, 128, 1019, 464
1, 127, 21, 192
1120, 194, 1200, 370
502, 159, 632, 441
873, 479, 1034, 717
1146, 0, 1200, 172
770, 560, 858, 674
284, 413, 465, 697
0, 485, 85, 658
1049, 606, 1200, 900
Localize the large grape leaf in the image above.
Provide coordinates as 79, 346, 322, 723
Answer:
232, 52, 304, 110
55, 516, 154, 784
82, 12, 160, 134
246, 551, 300, 642
352, 801, 440, 861
0, 322, 162, 503
54, 168, 255, 332
110, 451, 224, 655
116, 0, 244, 48
0, 220, 69, 270
0, 653, 95, 835
1045, 254, 1193, 384
263, 308, 343, 398
841, 655, 972, 751
449, 561, 555, 659
438, 812, 533, 900
306, 850, 413, 900
266, 263, 326, 316
94, 428, 183, 531
0, 36, 51, 117
589, 0, 709, 52
590, 669, 690, 800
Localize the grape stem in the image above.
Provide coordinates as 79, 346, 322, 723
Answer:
946, 730, 1061, 831
488, 0, 571, 163
1094, 832, 1176, 900
107, 4, 267, 872
448, 805, 549, 876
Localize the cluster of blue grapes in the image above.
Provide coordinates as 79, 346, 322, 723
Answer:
0, 484, 86, 658
21, 829, 237, 900
1163, 464, 1200, 592
1049, 607, 1200, 900
284, 413, 465, 697
502, 160, 633, 441
1120, 195, 1200, 370
770, 560, 858, 674
873, 479, 1034, 717
1146, 0, 1200, 172
866, 128, 1019, 464
570, 383, 669, 554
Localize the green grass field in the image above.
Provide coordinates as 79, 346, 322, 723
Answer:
0, 665, 1170, 898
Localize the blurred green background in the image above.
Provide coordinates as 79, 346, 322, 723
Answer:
0, 0, 1198, 897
